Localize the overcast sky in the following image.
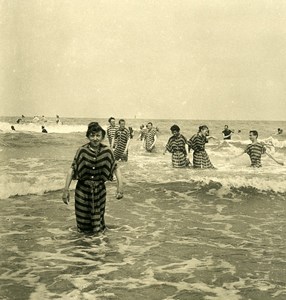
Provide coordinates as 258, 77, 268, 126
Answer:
1, 0, 286, 120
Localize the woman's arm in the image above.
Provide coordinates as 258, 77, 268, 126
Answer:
150, 134, 157, 149
124, 138, 131, 154
62, 168, 73, 204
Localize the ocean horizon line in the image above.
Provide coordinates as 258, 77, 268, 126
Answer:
1, 115, 285, 123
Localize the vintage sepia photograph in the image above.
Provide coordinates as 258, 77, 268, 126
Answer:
1, 1, 286, 299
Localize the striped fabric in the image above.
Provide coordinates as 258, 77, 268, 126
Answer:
113, 127, 130, 161
192, 151, 214, 169
71, 143, 116, 233
166, 134, 189, 168
189, 133, 214, 169
145, 128, 157, 152
245, 142, 266, 167
107, 125, 119, 147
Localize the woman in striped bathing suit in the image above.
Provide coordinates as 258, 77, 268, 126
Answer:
164, 124, 190, 168
62, 122, 123, 234
189, 125, 215, 169
112, 119, 131, 161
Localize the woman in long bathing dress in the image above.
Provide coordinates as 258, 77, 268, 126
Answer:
188, 125, 215, 169
62, 122, 123, 234
164, 124, 190, 168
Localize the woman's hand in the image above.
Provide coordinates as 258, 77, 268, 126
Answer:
116, 187, 123, 199
116, 191, 123, 199
62, 189, 70, 204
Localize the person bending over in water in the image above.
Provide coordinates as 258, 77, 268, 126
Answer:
62, 122, 123, 234
163, 124, 190, 168
188, 125, 215, 169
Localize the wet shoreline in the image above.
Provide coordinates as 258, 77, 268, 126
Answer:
0, 182, 285, 299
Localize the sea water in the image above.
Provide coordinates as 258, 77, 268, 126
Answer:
0, 116, 285, 299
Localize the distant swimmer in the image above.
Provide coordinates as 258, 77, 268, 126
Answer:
16, 118, 22, 124
56, 115, 62, 125
41, 126, 48, 133
233, 130, 284, 167
163, 124, 190, 168
188, 125, 215, 169
222, 125, 234, 140
275, 128, 283, 135
11, 126, 16, 131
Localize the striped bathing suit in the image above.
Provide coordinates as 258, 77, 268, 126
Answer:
113, 127, 130, 161
145, 128, 157, 152
166, 134, 189, 168
189, 133, 214, 169
245, 142, 266, 167
71, 143, 116, 233
107, 125, 119, 147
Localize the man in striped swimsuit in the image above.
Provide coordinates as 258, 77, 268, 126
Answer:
112, 119, 131, 161
233, 130, 266, 167
107, 117, 118, 148
244, 130, 266, 167
144, 122, 157, 152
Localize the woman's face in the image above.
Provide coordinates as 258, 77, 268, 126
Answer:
172, 130, 180, 137
89, 131, 103, 146
201, 128, 209, 136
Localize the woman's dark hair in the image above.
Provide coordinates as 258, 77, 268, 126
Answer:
170, 124, 180, 132
86, 122, 106, 138
199, 125, 208, 132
